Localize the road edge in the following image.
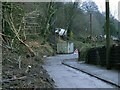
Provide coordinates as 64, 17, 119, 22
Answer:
62, 61, 120, 88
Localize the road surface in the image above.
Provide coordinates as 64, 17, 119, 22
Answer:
43, 54, 115, 88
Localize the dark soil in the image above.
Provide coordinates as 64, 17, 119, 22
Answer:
2, 45, 55, 89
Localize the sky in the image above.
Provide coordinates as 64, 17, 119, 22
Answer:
82, 0, 120, 20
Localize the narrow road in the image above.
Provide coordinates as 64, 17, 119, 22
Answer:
43, 54, 114, 88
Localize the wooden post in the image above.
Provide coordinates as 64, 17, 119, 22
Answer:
106, 0, 111, 69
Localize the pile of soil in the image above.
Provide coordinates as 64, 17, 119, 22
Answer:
2, 45, 55, 89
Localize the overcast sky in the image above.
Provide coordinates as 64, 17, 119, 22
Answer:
81, 0, 120, 20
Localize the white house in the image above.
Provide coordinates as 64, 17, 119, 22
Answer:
55, 28, 67, 36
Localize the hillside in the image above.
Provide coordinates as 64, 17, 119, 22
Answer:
2, 2, 55, 89
1, 2, 120, 89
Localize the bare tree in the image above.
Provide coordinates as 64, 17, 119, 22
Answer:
2, 3, 35, 56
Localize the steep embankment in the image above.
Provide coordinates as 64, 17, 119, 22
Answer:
2, 39, 55, 89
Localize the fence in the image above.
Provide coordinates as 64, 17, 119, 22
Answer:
86, 45, 120, 69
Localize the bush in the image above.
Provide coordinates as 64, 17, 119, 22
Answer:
80, 43, 93, 61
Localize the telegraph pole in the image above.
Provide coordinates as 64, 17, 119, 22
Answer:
90, 13, 92, 39
106, 0, 111, 69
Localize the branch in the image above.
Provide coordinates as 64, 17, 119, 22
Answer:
18, 56, 22, 69
4, 14, 35, 56
1, 76, 27, 83
0, 33, 11, 38
11, 16, 26, 47
0, 44, 13, 50
10, 9, 38, 46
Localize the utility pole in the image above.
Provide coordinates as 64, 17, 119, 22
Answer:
106, 0, 111, 69
90, 13, 92, 39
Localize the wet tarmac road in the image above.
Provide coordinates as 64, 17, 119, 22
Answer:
43, 54, 115, 88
